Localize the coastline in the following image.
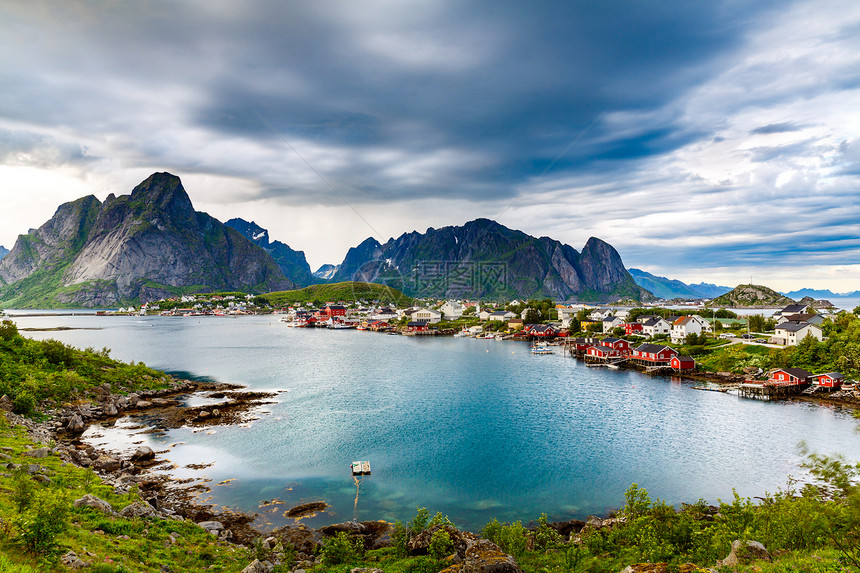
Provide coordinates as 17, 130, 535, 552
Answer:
9, 376, 281, 546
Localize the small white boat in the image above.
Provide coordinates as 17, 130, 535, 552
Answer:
531, 344, 553, 355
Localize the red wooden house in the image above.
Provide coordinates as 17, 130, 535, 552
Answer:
812, 372, 844, 389
571, 337, 600, 353
767, 368, 812, 386
623, 322, 644, 336
527, 325, 559, 337
599, 337, 631, 355
407, 320, 429, 332
670, 355, 696, 371
631, 343, 678, 364
586, 345, 623, 359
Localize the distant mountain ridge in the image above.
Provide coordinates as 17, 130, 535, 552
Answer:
628, 268, 731, 299
0, 246, 8, 261
783, 288, 860, 299
0, 173, 294, 307
330, 218, 651, 302
224, 218, 315, 287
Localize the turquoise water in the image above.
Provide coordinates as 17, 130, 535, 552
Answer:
12, 313, 860, 531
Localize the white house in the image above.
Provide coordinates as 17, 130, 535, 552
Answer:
440, 301, 465, 320
602, 316, 624, 333
412, 309, 442, 324
557, 306, 578, 329
775, 313, 825, 326
641, 317, 671, 338
588, 309, 614, 321
485, 310, 517, 322
773, 304, 810, 321
613, 309, 630, 321
670, 315, 712, 343
772, 322, 823, 346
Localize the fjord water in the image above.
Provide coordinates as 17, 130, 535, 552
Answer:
13, 313, 860, 531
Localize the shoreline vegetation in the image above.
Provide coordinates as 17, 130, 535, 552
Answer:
3, 317, 860, 572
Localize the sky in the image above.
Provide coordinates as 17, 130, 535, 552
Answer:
2, 0, 860, 292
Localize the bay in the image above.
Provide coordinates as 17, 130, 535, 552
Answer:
10, 313, 860, 532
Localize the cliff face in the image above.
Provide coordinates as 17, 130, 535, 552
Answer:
0, 173, 294, 307
224, 218, 315, 287
0, 246, 9, 261
331, 218, 649, 301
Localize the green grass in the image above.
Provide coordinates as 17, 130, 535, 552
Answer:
0, 415, 256, 571
261, 282, 413, 307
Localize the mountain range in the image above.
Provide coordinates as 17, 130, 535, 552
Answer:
0, 173, 293, 307
327, 218, 651, 301
627, 268, 732, 299
782, 288, 860, 299
0, 246, 8, 261
0, 172, 650, 306
223, 218, 316, 287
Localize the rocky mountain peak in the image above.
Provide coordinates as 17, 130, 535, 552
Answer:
0, 173, 293, 307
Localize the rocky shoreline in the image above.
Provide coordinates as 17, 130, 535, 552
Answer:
4, 378, 598, 572
5, 377, 282, 546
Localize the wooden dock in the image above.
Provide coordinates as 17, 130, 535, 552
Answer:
738, 382, 808, 400
351, 461, 371, 476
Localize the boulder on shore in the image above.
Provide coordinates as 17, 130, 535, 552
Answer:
119, 501, 157, 519
130, 446, 155, 462
718, 539, 771, 567
73, 494, 114, 515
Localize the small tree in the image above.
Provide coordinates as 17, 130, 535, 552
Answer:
524, 308, 541, 324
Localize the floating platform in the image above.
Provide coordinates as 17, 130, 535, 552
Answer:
351, 461, 371, 476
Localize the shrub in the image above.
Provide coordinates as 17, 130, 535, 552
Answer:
321, 531, 363, 565
0, 319, 18, 341
481, 519, 528, 559
534, 513, 563, 550
12, 390, 37, 416
409, 507, 430, 535
429, 529, 454, 561
16, 488, 70, 555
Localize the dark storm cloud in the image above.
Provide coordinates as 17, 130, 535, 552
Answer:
184, 0, 781, 201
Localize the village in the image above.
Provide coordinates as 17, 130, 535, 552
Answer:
105, 292, 856, 403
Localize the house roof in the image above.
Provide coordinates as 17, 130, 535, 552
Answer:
783, 313, 817, 322
407, 320, 429, 327
817, 372, 844, 379
780, 304, 808, 314
674, 355, 695, 362
602, 316, 621, 322
776, 322, 820, 333
601, 337, 624, 344
634, 343, 676, 354
641, 317, 666, 327
773, 367, 813, 378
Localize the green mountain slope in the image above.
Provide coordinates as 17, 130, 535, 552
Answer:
0, 173, 293, 308
710, 284, 795, 307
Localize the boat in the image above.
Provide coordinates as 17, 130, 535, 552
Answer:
531, 344, 553, 355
